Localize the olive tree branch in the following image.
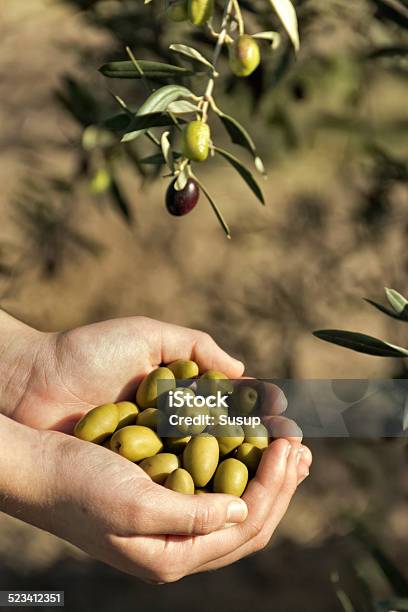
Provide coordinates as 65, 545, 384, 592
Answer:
201, 0, 235, 122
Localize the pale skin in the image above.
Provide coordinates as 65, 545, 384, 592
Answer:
0, 311, 312, 582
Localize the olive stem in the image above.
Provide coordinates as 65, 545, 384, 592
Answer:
201, 0, 235, 122
232, 0, 244, 35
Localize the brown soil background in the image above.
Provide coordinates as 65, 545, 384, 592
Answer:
0, 1, 407, 610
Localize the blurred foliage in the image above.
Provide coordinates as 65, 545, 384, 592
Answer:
24, 0, 407, 250
332, 522, 408, 612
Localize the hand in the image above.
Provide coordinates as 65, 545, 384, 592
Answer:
0, 415, 311, 583
6, 316, 245, 431
0, 311, 311, 484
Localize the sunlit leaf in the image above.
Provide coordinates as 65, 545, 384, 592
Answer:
167, 100, 200, 115
169, 44, 214, 70
214, 147, 265, 204
313, 330, 408, 358
252, 31, 282, 49
266, 0, 300, 51
385, 287, 408, 314
160, 131, 174, 173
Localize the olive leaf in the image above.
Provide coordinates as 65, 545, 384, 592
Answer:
160, 131, 174, 173
120, 112, 182, 143
169, 44, 214, 70
313, 330, 408, 358
175, 167, 189, 191
121, 85, 194, 142
109, 173, 133, 223
102, 113, 132, 131
213, 147, 265, 205
364, 298, 405, 321
139, 152, 182, 165
166, 100, 200, 115
252, 31, 282, 49
217, 112, 266, 176
266, 0, 300, 51
99, 60, 196, 80
385, 287, 408, 314
191, 173, 231, 238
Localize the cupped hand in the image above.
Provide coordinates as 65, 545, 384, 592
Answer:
41, 427, 311, 583
12, 317, 245, 431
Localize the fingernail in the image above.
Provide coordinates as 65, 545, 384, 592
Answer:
227, 500, 248, 523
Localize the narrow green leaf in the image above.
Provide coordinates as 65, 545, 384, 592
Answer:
102, 113, 132, 131
120, 112, 182, 143
139, 151, 182, 165
252, 31, 282, 49
313, 330, 408, 358
217, 112, 266, 175
167, 100, 200, 115
175, 167, 189, 191
169, 44, 214, 70
109, 175, 132, 223
138, 84, 195, 115
385, 287, 408, 314
191, 174, 231, 238
363, 298, 406, 321
99, 60, 195, 80
160, 131, 174, 173
214, 146, 265, 205
266, 0, 300, 51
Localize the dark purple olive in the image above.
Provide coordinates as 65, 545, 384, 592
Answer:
166, 178, 200, 216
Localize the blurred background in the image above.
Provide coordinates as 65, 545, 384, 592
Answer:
0, 0, 407, 610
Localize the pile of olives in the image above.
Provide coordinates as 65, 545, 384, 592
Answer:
74, 360, 270, 498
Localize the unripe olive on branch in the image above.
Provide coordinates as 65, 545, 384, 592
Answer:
188, 0, 214, 25
182, 120, 211, 162
229, 35, 261, 78
167, 0, 189, 22
166, 178, 200, 216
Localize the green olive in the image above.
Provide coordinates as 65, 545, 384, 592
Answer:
210, 405, 229, 425
235, 442, 262, 474
164, 468, 195, 494
167, 0, 188, 21
110, 425, 163, 462
158, 387, 196, 415
74, 403, 119, 444
194, 488, 209, 495
136, 367, 176, 409
229, 35, 261, 77
139, 453, 181, 484
213, 458, 248, 497
116, 401, 139, 429
188, 0, 214, 25
165, 435, 192, 454
167, 359, 199, 381
229, 385, 259, 416
207, 424, 244, 456
177, 403, 210, 436
243, 423, 269, 450
182, 120, 210, 162
197, 370, 233, 396
183, 434, 219, 487
136, 407, 162, 431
